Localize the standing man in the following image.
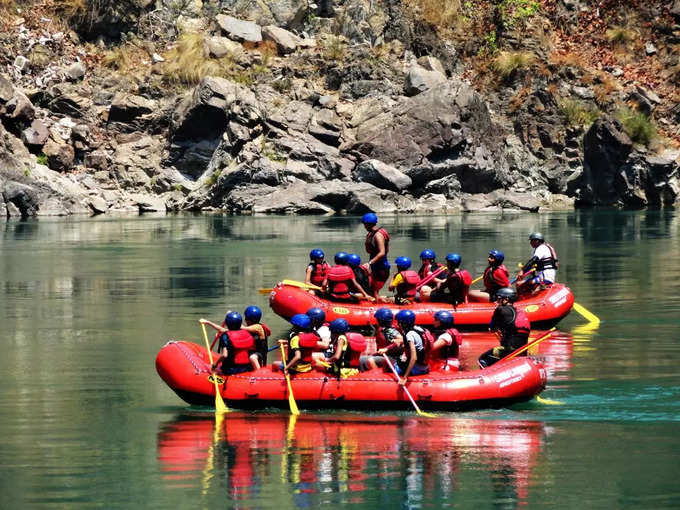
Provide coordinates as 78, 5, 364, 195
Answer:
478, 287, 531, 368
361, 212, 390, 302
517, 232, 559, 294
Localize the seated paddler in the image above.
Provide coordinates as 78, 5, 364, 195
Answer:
201, 311, 260, 375
276, 313, 327, 374
322, 251, 372, 302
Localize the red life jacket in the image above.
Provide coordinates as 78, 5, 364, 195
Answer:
483, 264, 510, 292
226, 329, 256, 365
344, 332, 368, 368
375, 326, 392, 349
396, 270, 420, 299
514, 309, 531, 335
308, 261, 330, 286
446, 269, 472, 302
297, 331, 321, 362
365, 227, 390, 258
259, 323, 271, 338
418, 261, 443, 280
327, 265, 354, 299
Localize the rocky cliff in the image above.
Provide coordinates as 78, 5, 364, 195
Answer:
1, 0, 679, 218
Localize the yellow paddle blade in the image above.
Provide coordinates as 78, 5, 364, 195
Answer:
536, 396, 564, 405
417, 409, 438, 418
573, 302, 600, 326
280, 344, 300, 415
258, 287, 273, 294
201, 323, 230, 414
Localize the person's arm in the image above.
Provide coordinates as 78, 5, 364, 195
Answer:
242, 324, 264, 338
305, 265, 313, 285
200, 318, 227, 334
284, 350, 301, 372
328, 336, 346, 363
388, 273, 402, 291
350, 275, 371, 299
400, 339, 417, 385
212, 339, 229, 370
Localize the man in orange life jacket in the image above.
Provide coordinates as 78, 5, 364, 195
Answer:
388, 256, 421, 304
421, 253, 472, 305
428, 310, 463, 371
201, 311, 260, 375
478, 287, 531, 368
469, 249, 510, 303
277, 313, 327, 374
305, 248, 330, 289
322, 251, 371, 302
361, 212, 390, 301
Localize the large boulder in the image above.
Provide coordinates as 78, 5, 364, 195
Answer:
353, 159, 412, 191
216, 15, 262, 43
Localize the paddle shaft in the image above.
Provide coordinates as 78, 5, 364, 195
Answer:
201, 323, 229, 413
382, 354, 428, 416
416, 265, 446, 290
279, 342, 300, 415
503, 327, 556, 362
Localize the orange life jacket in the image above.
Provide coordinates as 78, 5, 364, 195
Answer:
226, 329, 256, 365
308, 261, 330, 286
343, 332, 368, 368
483, 264, 510, 293
327, 265, 354, 299
365, 227, 390, 258
396, 270, 420, 299
297, 332, 321, 362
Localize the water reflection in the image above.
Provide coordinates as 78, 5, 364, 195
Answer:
158, 413, 546, 508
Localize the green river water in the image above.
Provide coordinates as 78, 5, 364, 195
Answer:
1, 211, 679, 509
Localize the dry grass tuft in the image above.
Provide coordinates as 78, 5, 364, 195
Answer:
549, 51, 582, 69
606, 26, 636, 46
508, 85, 531, 113
162, 32, 234, 85
322, 35, 347, 62
403, 0, 462, 30
559, 98, 600, 128
492, 51, 534, 80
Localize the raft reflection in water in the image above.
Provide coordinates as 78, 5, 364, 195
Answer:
158, 413, 545, 507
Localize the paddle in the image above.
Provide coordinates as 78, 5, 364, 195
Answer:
259, 279, 323, 294
416, 265, 446, 290
502, 327, 557, 363
200, 322, 229, 414
382, 354, 437, 418
572, 302, 600, 325
279, 341, 300, 415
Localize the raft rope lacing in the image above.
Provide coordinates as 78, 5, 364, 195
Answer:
170, 341, 204, 374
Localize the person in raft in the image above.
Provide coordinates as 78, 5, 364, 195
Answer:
428, 310, 463, 371
417, 249, 444, 290
390, 310, 430, 385
516, 232, 559, 295
359, 308, 400, 371
241, 305, 272, 365
305, 248, 330, 291
468, 249, 510, 303
201, 311, 260, 375
307, 307, 332, 367
347, 253, 371, 295
361, 212, 390, 302
322, 251, 372, 302
276, 313, 327, 374
387, 256, 421, 304
420, 253, 472, 305
478, 287, 531, 368
315, 318, 349, 373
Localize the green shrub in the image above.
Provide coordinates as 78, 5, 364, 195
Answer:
205, 169, 221, 187
37, 153, 48, 166
616, 107, 656, 146
559, 99, 600, 128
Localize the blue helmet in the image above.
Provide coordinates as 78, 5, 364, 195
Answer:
361, 212, 378, 225
290, 313, 312, 331
347, 253, 361, 267
420, 249, 436, 260
395, 309, 416, 328
329, 318, 350, 334
489, 249, 504, 264
445, 253, 462, 266
244, 305, 262, 323
395, 256, 411, 270
374, 308, 393, 326
225, 311, 242, 330
334, 251, 349, 265
306, 307, 326, 325
433, 310, 454, 328
310, 248, 325, 260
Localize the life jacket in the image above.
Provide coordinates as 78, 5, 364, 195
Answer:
418, 261, 443, 280
446, 269, 472, 302
365, 227, 390, 258
225, 329, 256, 365
297, 331, 321, 362
483, 264, 510, 293
259, 323, 272, 338
428, 328, 462, 361
342, 332, 368, 368
375, 325, 397, 349
538, 242, 559, 271
327, 265, 354, 299
396, 270, 420, 299
308, 261, 330, 286
410, 326, 430, 365
513, 308, 531, 335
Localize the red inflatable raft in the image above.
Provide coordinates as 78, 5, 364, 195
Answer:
156, 340, 547, 411
269, 282, 574, 329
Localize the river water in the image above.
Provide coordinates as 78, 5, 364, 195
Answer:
1, 211, 679, 509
